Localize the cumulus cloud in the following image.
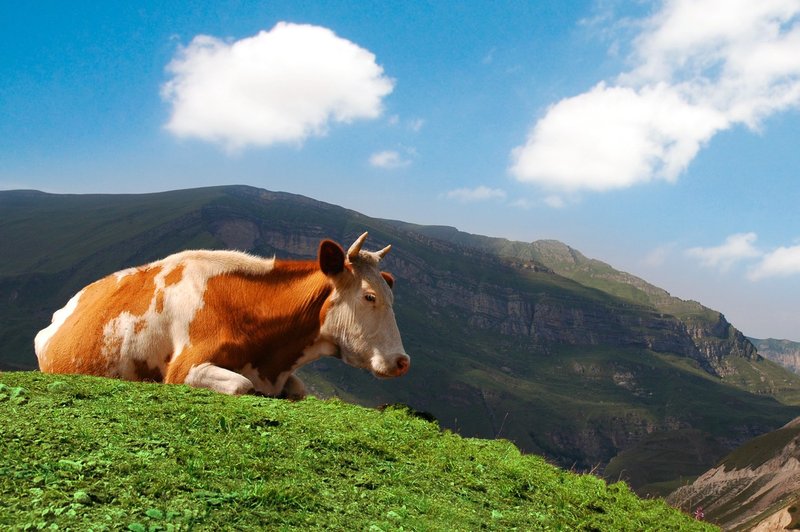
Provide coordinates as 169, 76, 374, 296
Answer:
687, 232, 800, 280
445, 186, 507, 203
511, 83, 726, 191
162, 22, 394, 150
511, 0, 800, 191
369, 150, 410, 169
686, 232, 761, 271
748, 245, 800, 280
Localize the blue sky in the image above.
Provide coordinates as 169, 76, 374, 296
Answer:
2, 1, 799, 341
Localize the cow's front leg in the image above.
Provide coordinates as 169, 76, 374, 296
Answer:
280, 374, 307, 401
182, 362, 255, 395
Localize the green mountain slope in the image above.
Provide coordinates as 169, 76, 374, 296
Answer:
0, 372, 713, 531
1, 185, 799, 497
389, 223, 800, 407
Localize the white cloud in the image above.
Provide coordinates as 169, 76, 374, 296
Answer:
162, 22, 394, 150
687, 231, 800, 280
511, 0, 800, 191
544, 195, 567, 209
686, 232, 761, 271
445, 186, 507, 203
511, 83, 725, 191
369, 150, 410, 169
748, 245, 800, 280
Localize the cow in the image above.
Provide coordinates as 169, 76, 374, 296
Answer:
34, 232, 410, 398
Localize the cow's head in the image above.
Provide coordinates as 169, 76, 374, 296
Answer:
318, 232, 410, 378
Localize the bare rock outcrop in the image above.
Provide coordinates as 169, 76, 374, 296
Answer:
667, 417, 800, 530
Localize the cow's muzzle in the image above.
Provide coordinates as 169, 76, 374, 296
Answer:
373, 354, 410, 378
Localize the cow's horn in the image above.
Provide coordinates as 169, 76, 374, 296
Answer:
347, 232, 369, 261
376, 244, 392, 259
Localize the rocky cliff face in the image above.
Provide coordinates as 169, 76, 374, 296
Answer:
751, 338, 800, 375
394, 224, 763, 379
688, 315, 760, 376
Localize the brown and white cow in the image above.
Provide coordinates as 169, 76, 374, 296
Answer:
35, 232, 410, 397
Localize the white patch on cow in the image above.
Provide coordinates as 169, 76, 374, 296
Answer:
34, 288, 85, 364
239, 363, 280, 395
185, 362, 255, 395
165, 249, 276, 277
113, 267, 139, 281
302, 338, 339, 359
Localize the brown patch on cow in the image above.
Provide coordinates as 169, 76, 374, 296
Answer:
134, 320, 147, 334
133, 359, 163, 382
165, 259, 332, 386
164, 265, 184, 287
155, 291, 164, 313
39, 266, 163, 377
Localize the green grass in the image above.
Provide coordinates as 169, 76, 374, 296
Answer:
0, 372, 714, 531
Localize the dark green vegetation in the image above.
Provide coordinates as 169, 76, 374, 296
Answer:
2, 185, 799, 498
0, 372, 714, 531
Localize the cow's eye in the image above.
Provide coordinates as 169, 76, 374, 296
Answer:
364, 293, 377, 303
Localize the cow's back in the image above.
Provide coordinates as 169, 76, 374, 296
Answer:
35, 250, 276, 381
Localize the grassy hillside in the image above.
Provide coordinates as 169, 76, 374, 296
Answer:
0, 372, 713, 531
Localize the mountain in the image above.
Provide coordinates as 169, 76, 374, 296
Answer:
2, 185, 799, 496
750, 338, 800, 375
667, 416, 800, 530
386, 224, 763, 378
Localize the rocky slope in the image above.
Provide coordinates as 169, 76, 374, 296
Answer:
668, 417, 800, 530
392, 224, 761, 377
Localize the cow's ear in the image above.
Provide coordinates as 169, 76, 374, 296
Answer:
319, 240, 346, 276
381, 272, 395, 289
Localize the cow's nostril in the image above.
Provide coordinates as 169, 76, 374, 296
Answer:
396, 356, 410, 374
